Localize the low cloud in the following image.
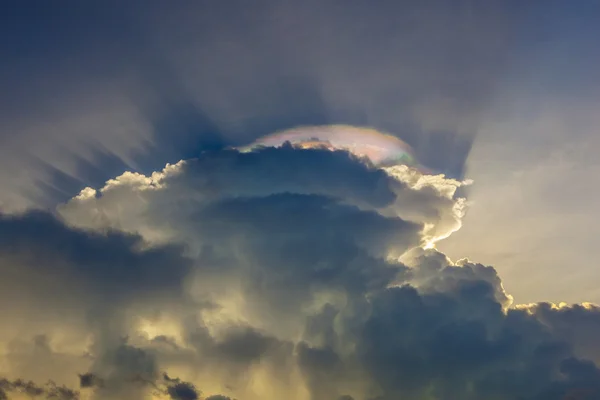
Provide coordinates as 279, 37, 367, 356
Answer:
0, 378, 78, 400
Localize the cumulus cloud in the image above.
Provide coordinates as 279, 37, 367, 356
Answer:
1, 147, 600, 400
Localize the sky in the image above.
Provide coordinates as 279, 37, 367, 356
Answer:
1, 1, 600, 400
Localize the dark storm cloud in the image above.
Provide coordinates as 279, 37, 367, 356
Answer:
0, 209, 195, 397
78, 373, 103, 389
163, 374, 199, 400
0, 210, 191, 304
166, 382, 198, 400
2, 145, 600, 400
295, 284, 600, 400
293, 250, 600, 400
521, 302, 600, 363
48, 146, 600, 399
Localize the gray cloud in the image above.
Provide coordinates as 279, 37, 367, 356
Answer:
0, 378, 78, 400
78, 373, 103, 389
0, 210, 192, 331
163, 373, 199, 400
1, 148, 600, 400
0, 209, 194, 396
1, 367, 229, 400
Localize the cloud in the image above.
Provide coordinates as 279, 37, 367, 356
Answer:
78, 373, 103, 389
0, 209, 192, 333
57, 147, 464, 250
1, 368, 222, 400
1, 147, 600, 399
0, 378, 78, 400
163, 373, 199, 400
0, 209, 193, 394
0, 1, 525, 211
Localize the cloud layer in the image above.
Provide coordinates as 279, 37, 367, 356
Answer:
1, 147, 599, 400
0, 1, 524, 211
